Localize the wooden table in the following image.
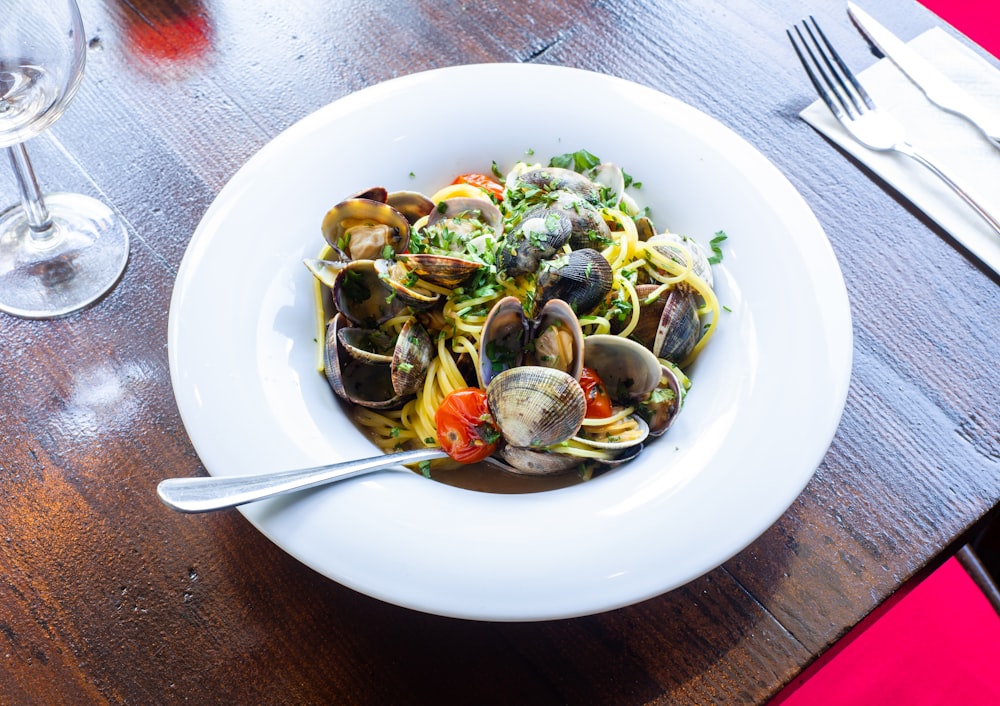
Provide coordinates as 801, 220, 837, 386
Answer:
2, 0, 998, 703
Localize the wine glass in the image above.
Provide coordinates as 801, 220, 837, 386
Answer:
0, 0, 129, 318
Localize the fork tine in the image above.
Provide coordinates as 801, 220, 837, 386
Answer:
806, 17, 874, 112
787, 26, 844, 118
787, 17, 868, 122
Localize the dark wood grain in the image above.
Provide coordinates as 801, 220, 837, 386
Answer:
2, 0, 998, 703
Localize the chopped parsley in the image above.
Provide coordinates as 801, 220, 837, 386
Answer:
549, 148, 601, 172
708, 230, 728, 264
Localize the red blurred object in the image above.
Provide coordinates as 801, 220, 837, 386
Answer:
115, 0, 213, 76
129, 13, 211, 63
773, 555, 1000, 705
918, 0, 1000, 59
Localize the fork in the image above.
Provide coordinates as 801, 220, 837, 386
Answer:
788, 17, 1000, 238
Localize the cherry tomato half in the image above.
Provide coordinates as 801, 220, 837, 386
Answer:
435, 387, 501, 464
451, 173, 505, 202
579, 367, 613, 419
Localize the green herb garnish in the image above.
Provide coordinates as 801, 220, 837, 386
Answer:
708, 230, 728, 264
549, 148, 601, 173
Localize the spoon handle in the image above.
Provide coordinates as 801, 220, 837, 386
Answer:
157, 447, 448, 513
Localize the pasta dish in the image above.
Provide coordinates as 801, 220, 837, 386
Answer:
306, 150, 724, 479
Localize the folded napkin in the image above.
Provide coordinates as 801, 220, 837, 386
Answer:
801, 28, 1000, 276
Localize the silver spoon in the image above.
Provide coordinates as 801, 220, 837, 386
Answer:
157, 447, 448, 513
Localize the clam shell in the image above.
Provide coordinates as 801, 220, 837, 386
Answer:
498, 446, 582, 476
321, 198, 410, 259
427, 197, 503, 239
337, 358, 405, 410
499, 209, 573, 277
652, 287, 701, 364
347, 186, 388, 203
534, 248, 613, 316
395, 252, 483, 288
478, 296, 528, 386
637, 364, 684, 437
513, 167, 603, 205
529, 298, 584, 380
635, 215, 656, 242
391, 319, 432, 396
486, 367, 586, 449
333, 259, 408, 327
583, 334, 662, 401
572, 414, 649, 449
303, 257, 349, 289
323, 314, 351, 401
323, 314, 407, 410
374, 258, 440, 310
619, 283, 668, 348
338, 326, 395, 364
387, 190, 434, 224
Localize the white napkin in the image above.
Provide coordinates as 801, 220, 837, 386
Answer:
800, 28, 1000, 276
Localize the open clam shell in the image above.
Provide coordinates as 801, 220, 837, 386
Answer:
332, 259, 409, 327
387, 190, 435, 224
583, 334, 662, 401
321, 197, 410, 260
499, 209, 573, 277
478, 296, 529, 386
390, 319, 433, 397
478, 296, 585, 387
529, 298, 584, 380
324, 315, 432, 410
373, 258, 440, 310
573, 414, 650, 450
395, 252, 483, 288
426, 196, 503, 240
636, 364, 685, 437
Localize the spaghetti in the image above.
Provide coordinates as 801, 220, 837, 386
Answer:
310, 152, 724, 467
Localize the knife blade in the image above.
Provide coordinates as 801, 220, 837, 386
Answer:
847, 1, 1000, 151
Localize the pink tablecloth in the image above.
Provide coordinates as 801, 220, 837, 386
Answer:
918, 0, 1000, 58
776, 557, 1000, 705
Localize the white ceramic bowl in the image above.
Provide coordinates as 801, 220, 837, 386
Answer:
168, 63, 852, 621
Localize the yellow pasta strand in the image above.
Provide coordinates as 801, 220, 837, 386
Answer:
615, 278, 642, 339
579, 406, 636, 427
318, 162, 725, 456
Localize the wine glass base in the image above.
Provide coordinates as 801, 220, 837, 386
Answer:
0, 192, 129, 319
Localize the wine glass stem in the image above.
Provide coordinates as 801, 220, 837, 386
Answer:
6, 143, 55, 240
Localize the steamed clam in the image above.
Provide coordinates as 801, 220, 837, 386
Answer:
421, 196, 503, 247
499, 209, 573, 277
487, 367, 586, 449
395, 252, 483, 288
478, 296, 584, 386
534, 248, 613, 316
476, 318, 667, 476
324, 314, 433, 410
332, 259, 409, 328
321, 198, 410, 260
652, 286, 701, 364
510, 166, 605, 205
307, 152, 723, 486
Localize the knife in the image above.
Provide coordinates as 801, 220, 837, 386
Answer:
847, 1, 1000, 151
